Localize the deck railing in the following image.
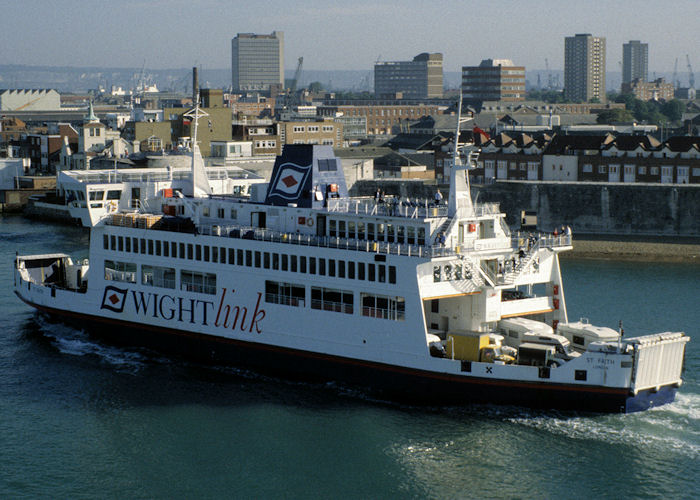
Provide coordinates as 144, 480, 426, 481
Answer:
198, 223, 441, 258
327, 197, 448, 219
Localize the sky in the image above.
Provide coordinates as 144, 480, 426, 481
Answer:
2, 0, 698, 74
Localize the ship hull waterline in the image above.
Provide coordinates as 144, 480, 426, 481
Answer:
17, 293, 676, 414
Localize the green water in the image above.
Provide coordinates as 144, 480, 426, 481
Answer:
1, 215, 698, 498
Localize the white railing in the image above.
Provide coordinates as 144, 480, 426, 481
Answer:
327, 197, 448, 219
197, 223, 446, 258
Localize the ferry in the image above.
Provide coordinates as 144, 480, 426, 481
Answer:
13, 96, 689, 413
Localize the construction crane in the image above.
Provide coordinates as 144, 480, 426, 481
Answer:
687, 54, 695, 89
289, 57, 303, 92
545, 58, 553, 89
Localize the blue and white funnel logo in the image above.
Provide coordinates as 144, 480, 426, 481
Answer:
268, 162, 310, 201
101, 285, 128, 313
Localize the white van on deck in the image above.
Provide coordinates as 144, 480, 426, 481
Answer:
498, 317, 553, 348
557, 319, 620, 352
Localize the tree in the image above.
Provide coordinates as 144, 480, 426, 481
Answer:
661, 99, 684, 122
597, 108, 635, 124
308, 81, 324, 93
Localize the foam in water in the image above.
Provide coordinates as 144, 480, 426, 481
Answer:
507, 408, 699, 459
34, 315, 148, 372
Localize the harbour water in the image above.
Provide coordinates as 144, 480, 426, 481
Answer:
1, 215, 698, 498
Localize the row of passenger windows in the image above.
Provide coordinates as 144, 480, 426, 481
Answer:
104, 233, 397, 284
328, 219, 426, 245
104, 260, 216, 295
265, 280, 405, 321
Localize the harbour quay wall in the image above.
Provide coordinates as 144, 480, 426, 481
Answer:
476, 181, 700, 237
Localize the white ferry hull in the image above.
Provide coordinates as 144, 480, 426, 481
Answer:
14, 289, 676, 414
13, 144, 688, 414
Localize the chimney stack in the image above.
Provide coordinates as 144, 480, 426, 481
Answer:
192, 66, 199, 102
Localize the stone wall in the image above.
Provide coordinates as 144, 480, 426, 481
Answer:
476, 181, 700, 236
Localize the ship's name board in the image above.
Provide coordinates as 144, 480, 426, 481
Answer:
100, 286, 265, 333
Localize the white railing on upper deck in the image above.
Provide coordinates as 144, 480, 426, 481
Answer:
473, 202, 502, 216
63, 166, 260, 185
327, 197, 448, 219
512, 231, 572, 251
197, 222, 447, 258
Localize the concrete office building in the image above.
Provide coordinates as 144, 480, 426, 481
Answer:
461, 59, 526, 104
564, 34, 606, 102
232, 31, 284, 93
622, 40, 648, 84
374, 53, 443, 99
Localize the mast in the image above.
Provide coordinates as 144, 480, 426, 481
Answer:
182, 67, 211, 197
448, 93, 475, 218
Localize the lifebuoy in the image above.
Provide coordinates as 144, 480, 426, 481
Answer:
307, 218, 314, 227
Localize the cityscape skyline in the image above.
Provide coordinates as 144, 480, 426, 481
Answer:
2, 0, 698, 75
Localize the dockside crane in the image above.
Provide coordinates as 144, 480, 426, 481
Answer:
687, 54, 695, 89
672, 58, 679, 88
289, 57, 303, 93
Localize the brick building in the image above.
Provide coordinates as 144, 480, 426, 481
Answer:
471, 132, 700, 185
